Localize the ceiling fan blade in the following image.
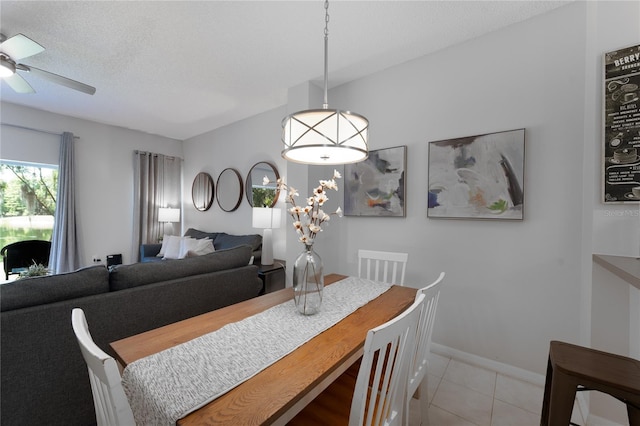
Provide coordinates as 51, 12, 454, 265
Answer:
0, 33, 44, 61
21, 65, 96, 95
3, 72, 35, 93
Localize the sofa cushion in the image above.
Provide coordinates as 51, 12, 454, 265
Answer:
182, 229, 261, 252
214, 232, 262, 251
140, 243, 162, 262
183, 228, 221, 241
0, 265, 109, 312
109, 244, 253, 291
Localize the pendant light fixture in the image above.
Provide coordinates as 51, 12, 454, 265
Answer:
281, 0, 369, 165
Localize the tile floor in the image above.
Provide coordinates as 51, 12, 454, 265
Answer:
407, 352, 585, 426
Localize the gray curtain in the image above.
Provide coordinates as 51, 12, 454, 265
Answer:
132, 151, 182, 262
49, 132, 79, 273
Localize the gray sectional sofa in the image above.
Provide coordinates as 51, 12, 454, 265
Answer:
0, 244, 263, 426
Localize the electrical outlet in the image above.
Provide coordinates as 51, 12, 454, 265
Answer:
92, 255, 101, 263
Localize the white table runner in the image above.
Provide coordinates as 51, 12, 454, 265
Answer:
121, 276, 392, 426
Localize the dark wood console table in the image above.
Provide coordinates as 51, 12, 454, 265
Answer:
257, 259, 286, 294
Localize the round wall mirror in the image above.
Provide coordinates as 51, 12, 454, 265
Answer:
192, 172, 214, 211
216, 168, 243, 212
245, 162, 280, 208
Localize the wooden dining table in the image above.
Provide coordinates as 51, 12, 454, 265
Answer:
110, 273, 417, 425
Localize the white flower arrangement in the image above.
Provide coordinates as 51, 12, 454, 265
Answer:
264, 170, 343, 247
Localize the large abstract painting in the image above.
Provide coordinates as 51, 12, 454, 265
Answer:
427, 129, 525, 220
344, 146, 406, 217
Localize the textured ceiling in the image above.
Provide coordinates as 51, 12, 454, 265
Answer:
0, 1, 571, 140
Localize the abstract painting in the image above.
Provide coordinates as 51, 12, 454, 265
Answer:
427, 129, 525, 220
344, 146, 406, 217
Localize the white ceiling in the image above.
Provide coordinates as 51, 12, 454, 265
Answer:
0, 1, 571, 140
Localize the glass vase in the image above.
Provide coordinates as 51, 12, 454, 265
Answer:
293, 244, 324, 315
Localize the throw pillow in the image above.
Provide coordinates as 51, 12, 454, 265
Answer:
181, 238, 215, 258
195, 238, 215, 255
156, 235, 172, 257
162, 235, 185, 259
178, 237, 200, 259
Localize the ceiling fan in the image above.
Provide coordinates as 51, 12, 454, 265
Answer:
0, 33, 96, 95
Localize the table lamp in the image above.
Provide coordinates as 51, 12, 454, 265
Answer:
252, 207, 281, 265
158, 207, 180, 235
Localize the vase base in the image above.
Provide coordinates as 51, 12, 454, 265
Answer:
293, 246, 324, 316
294, 289, 323, 315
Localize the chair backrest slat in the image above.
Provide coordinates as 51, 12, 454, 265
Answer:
72, 308, 135, 426
358, 249, 409, 286
406, 272, 445, 422
350, 293, 425, 426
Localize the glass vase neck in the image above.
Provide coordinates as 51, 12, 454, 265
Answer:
303, 243, 314, 252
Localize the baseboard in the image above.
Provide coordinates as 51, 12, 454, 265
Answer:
431, 342, 546, 386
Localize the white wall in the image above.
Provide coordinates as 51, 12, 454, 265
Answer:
182, 2, 640, 383
320, 0, 638, 383
591, 260, 634, 425
584, 2, 640, 422
187, 0, 596, 378
182, 105, 289, 261
0, 103, 183, 265
324, 2, 589, 375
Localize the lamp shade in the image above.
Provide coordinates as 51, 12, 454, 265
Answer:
281, 108, 369, 165
158, 207, 180, 223
252, 207, 281, 229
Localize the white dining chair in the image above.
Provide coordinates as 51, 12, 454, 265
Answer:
358, 249, 409, 285
289, 293, 425, 426
71, 308, 135, 426
407, 272, 445, 426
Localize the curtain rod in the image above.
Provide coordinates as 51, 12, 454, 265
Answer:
0, 122, 80, 139
134, 150, 181, 161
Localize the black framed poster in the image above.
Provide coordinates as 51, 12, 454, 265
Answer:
603, 44, 640, 203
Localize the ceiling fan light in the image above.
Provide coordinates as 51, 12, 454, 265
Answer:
0, 57, 16, 78
281, 108, 369, 165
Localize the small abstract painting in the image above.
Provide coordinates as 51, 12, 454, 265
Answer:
427, 129, 525, 220
344, 146, 406, 217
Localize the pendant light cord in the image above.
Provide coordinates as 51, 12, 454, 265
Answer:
323, 0, 330, 109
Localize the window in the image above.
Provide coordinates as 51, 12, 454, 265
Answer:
0, 161, 58, 249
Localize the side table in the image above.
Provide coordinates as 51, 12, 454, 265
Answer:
257, 259, 286, 295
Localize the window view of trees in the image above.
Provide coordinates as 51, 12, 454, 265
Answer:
252, 187, 277, 208
0, 162, 58, 249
